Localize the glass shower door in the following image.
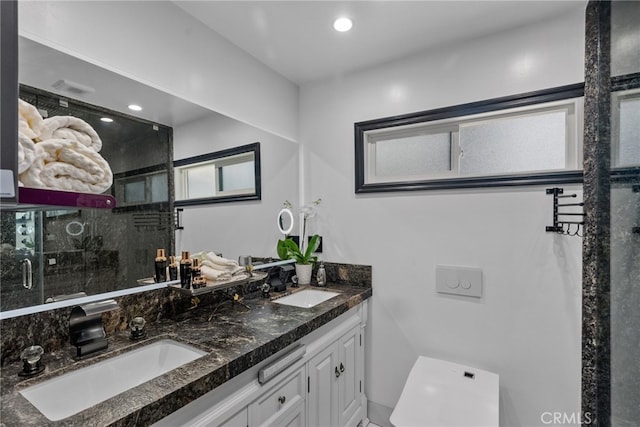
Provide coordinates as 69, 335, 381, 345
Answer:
610, 2, 640, 425
0, 210, 44, 310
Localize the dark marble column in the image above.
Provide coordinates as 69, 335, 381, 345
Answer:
582, 1, 611, 426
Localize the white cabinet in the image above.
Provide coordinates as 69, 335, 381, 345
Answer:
337, 325, 362, 427
251, 365, 306, 427
308, 341, 338, 426
218, 407, 248, 427
307, 325, 362, 427
155, 302, 367, 427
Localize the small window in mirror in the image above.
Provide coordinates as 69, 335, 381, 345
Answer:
174, 143, 261, 206
113, 167, 169, 209
124, 180, 146, 203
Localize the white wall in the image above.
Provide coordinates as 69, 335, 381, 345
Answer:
18, 0, 299, 142
173, 113, 298, 261
299, 8, 585, 427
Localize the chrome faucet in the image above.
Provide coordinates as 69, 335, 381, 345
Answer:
19, 345, 45, 377
69, 299, 119, 357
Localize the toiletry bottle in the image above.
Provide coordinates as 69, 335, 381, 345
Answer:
168, 256, 178, 281
316, 262, 326, 287
191, 258, 205, 289
180, 251, 192, 289
154, 249, 167, 283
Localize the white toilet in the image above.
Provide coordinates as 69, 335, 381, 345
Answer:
390, 356, 499, 427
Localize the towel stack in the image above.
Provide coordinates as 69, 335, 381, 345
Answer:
17, 99, 113, 194
192, 251, 244, 281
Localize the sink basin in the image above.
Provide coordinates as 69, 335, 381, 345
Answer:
274, 289, 339, 308
20, 339, 206, 421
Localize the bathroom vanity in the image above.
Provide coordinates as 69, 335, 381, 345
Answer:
0, 279, 371, 426
156, 295, 367, 427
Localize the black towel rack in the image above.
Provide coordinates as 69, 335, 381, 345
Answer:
545, 187, 585, 237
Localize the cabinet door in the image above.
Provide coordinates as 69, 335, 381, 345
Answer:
337, 325, 361, 427
217, 407, 248, 427
270, 399, 305, 427
307, 343, 338, 427
253, 366, 305, 427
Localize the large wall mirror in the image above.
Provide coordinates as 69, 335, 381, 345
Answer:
1, 33, 299, 316
1, 73, 175, 312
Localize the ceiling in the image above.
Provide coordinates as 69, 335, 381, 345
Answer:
18, 1, 587, 128
175, 1, 586, 85
19, 37, 217, 127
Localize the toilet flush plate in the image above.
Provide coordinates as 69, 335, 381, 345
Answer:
436, 265, 482, 298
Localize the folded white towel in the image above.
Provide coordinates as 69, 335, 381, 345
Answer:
201, 259, 244, 275
39, 116, 102, 152
20, 139, 112, 193
206, 251, 240, 268
201, 265, 234, 281
18, 132, 38, 174
19, 143, 45, 188
193, 251, 241, 269
18, 99, 44, 140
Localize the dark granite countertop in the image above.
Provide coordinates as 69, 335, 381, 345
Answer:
0, 283, 371, 426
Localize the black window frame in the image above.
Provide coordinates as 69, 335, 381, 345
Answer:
354, 83, 586, 193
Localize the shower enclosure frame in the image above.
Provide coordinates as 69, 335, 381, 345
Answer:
582, 1, 640, 426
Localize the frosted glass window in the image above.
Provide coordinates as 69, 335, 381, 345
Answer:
459, 111, 567, 176
150, 173, 168, 202
219, 161, 255, 191
185, 164, 216, 199
356, 89, 582, 192
618, 98, 640, 166
375, 133, 451, 177
124, 180, 145, 203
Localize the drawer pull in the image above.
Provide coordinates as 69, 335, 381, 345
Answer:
278, 395, 286, 405
340, 363, 345, 373
335, 366, 341, 378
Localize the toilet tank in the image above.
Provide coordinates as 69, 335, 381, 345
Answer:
390, 356, 499, 427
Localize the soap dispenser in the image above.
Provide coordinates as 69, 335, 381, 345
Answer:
316, 262, 326, 287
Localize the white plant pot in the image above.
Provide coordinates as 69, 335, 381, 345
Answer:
295, 263, 313, 285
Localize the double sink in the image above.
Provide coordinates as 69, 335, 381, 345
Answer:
19, 288, 340, 421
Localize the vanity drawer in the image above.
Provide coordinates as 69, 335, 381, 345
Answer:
252, 365, 305, 426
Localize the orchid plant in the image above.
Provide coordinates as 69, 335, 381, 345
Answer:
277, 234, 321, 265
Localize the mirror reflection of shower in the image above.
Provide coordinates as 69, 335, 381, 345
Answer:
0, 210, 44, 310
15, 212, 35, 252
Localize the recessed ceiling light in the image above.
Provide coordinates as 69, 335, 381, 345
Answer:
100, 117, 113, 123
128, 104, 142, 111
333, 17, 353, 32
